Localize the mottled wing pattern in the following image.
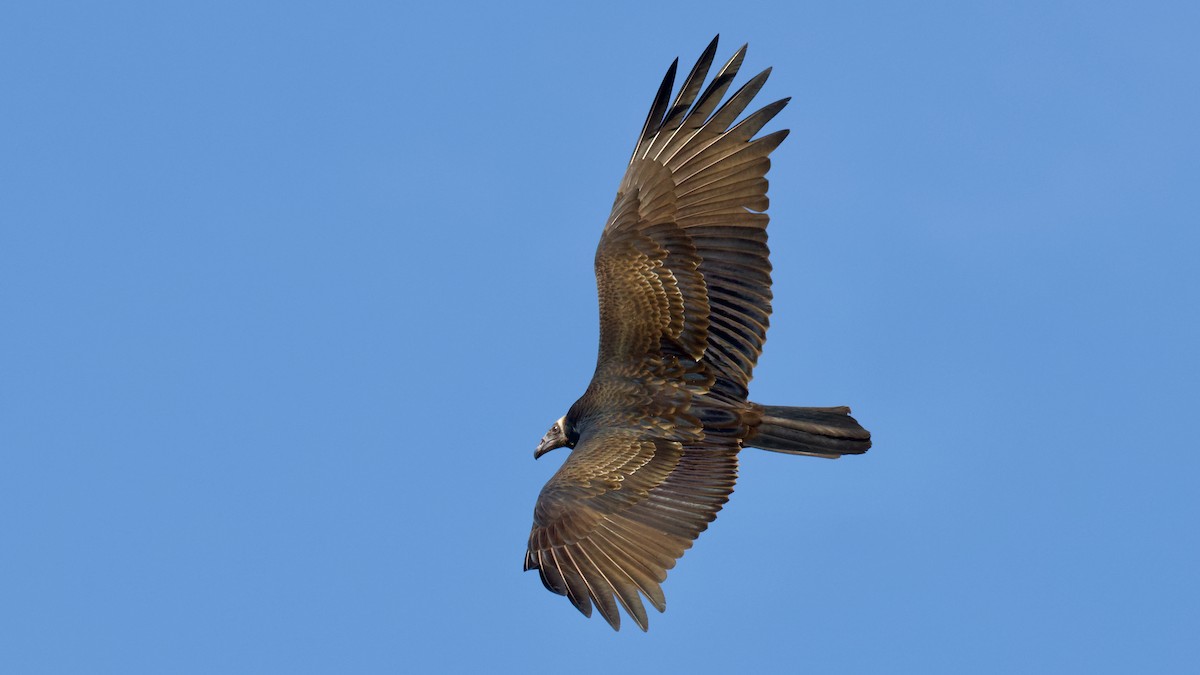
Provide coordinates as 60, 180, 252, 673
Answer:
594, 208, 709, 366
524, 424, 739, 631
601, 36, 788, 399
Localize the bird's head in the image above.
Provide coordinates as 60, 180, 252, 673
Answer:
535, 415, 576, 459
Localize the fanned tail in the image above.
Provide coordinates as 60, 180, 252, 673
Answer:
746, 405, 871, 459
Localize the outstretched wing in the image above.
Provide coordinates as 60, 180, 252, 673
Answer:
524, 424, 739, 631
594, 35, 789, 399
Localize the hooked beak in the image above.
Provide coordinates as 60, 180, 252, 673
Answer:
534, 429, 566, 459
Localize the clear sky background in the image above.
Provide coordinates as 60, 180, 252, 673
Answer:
2, 1, 1197, 673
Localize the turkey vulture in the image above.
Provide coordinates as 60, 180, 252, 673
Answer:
524, 36, 871, 631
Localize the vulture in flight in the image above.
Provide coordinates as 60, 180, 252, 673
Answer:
524, 36, 871, 631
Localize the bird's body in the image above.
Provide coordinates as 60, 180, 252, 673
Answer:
525, 37, 871, 631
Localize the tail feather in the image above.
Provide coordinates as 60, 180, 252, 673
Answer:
746, 405, 871, 459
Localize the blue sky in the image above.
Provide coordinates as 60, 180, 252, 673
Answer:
2, 1, 1197, 672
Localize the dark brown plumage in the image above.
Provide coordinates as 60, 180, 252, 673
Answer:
524, 36, 871, 631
